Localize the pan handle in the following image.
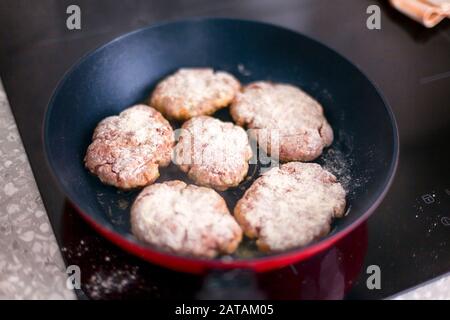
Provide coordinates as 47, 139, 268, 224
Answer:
196, 269, 265, 300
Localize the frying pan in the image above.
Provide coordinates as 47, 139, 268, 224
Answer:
44, 18, 399, 274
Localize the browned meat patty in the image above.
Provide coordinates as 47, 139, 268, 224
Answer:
131, 180, 243, 258
150, 68, 241, 121
234, 162, 346, 252
231, 82, 333, 162
174, 116, 252, 191
84, 104, 174, 189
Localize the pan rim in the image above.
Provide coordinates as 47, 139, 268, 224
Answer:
43, 17, 400, 271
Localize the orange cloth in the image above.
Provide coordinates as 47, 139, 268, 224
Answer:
390, 0, 450, 27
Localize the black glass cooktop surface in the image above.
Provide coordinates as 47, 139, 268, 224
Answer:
0, 0, 449, 299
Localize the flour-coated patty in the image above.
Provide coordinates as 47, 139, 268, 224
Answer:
174, 116, 253, 191
131, 180, 243, 258
231, 82, 333, 162
84, 105, 174, 189
234, 162, 346, 252
150, 68, 241, 121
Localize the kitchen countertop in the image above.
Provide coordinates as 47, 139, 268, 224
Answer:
0, 80, 75, 300
0, 79, 448, 300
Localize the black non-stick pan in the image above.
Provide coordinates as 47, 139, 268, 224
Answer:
44, 18, 399, 274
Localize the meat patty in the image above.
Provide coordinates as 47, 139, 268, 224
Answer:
230, 82, 333, 162
84, 104, 174, 189
150, 68, 241, 121
131, 180, 243, 258
174, 116, 253, 191
234, 162, 346, 252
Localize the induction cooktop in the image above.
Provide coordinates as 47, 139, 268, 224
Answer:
0, 0, 449, 300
